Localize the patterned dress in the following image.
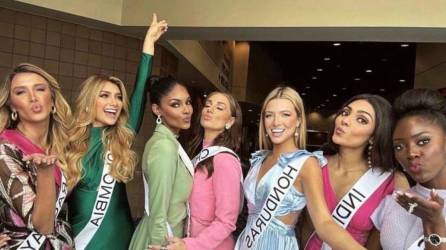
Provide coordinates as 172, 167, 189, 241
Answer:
0, 129, 73, 249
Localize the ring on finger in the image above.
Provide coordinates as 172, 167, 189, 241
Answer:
408, 202, 418, 214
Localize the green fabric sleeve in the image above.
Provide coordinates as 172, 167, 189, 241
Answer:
128, 53, 153, 132
145, 138, 177, 245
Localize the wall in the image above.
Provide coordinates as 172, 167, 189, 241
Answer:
0, 7, 178, 219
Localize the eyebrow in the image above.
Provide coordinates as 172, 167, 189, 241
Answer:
264, 109, 292, 113
393, 131, 431, 141
13, 83, 47, 90
346, 105, 374, 121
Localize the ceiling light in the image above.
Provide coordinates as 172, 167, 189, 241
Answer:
323, 57, 331, 61
317, 68, 323, 72
333, 42, 341, 46
399, 79, 406, 83
341, 87, 347, 90
248, 109, 253, 112
326, 99, 330, 102
305, 86, 311, 89
354, 78, 361, 81
301, 92, 306, 96
379, 88, 385, 92
332, 94, 337, 97
320, 104, 326, 107
401, 44, 409, 47
366, 69, 373, 73
312, 76, 318, 80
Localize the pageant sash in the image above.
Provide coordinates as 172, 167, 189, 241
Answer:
191, 146, 239, 166
17, 174, 68, 250
239, 154, 309, 250
317, 168, 392, 250
74, 151, 115, 250
143, 142, 194, 216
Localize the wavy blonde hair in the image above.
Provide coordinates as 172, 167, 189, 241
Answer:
66, 75, 137, 188
0, 63, 72, 183
259, 86, 307, 150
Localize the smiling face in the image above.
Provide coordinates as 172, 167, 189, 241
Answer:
263, 98, 300, 148
93, 81, 123, 127
332, 99, 376, 149
200, 92, 235, 133
9, 72, 53, 125
152, 84, 193, 134
393, 116, 446, 188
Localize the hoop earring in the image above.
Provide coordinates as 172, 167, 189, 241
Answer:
11, 111, 17, 121
51, 106, 56, 114
156, 115, 162, 125
367, 139, 373, 168
294, 128, 299, 137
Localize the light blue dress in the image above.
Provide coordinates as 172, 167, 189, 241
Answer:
235, 150, 324, 250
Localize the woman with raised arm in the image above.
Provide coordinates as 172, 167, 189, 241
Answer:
234, 86, 365, 250
372, 89, 446, 250
66, 14, 167, 250
0, 63, 73, 249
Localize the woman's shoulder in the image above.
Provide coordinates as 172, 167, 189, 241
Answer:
249, 150, 270, 167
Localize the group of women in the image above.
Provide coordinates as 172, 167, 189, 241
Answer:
0, 13, 446, 250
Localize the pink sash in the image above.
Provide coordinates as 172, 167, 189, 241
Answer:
0, 129, 62, 186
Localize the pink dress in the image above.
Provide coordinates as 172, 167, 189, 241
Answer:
305, 164, 395, 249
183, 141, 242, 250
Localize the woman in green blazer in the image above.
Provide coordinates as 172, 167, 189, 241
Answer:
129, 76, 194, 249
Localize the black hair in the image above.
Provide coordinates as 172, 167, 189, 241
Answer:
149, 76, 185, 106
323, 94, 395, 171
393, 89, 446, 132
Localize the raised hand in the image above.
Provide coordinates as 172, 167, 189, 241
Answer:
143, 13, 168, 55
395, 189, 444, 225
23, 153, 57, 171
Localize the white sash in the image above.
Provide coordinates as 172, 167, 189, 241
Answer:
74, 151, 115, 250
18, 173, 68, 250
317, 168, 392, 250
239, 154, 308, 250
142, 142, 193, 236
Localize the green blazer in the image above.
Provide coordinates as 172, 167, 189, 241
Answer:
129, 124, 193, 248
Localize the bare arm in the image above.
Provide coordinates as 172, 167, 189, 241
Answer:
298, 157, 366, 250
25, 154, 57, 234
365, 228, 381, 250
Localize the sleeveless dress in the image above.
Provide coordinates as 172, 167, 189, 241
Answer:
68, 53, 152, 250
305, 160, 395, 249
235, 150, 323, 250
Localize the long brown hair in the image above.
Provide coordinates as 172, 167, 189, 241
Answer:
323, 94, 395, 171
66, 75, 137, 188
0, 63, 73, 186
188, 91, 242, 177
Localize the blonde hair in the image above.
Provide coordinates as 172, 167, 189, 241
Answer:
0, 63, 72, 184
259, 86, 307, 150
66, 75, 137, 188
